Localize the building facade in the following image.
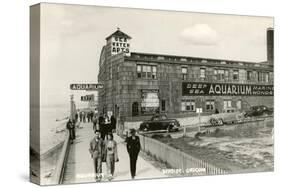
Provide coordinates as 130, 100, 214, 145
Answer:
98, 29, 274, 118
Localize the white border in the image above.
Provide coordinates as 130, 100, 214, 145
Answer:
0, 0, 279, 188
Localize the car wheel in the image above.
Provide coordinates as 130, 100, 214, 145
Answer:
166, 125, 172, 133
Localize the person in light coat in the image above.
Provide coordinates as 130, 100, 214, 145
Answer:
104, 133, 118, 181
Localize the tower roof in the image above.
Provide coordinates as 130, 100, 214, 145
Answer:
106, 28, 132, 40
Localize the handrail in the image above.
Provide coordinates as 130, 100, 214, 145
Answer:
52, 131, 70, 184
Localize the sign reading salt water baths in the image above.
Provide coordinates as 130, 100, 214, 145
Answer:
70, 83, 103, 90
110, 36, 130, 56
182, 82, 273, 96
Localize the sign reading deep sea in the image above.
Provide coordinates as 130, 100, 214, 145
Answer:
111, 36, 130, 56
182, 82, 273, 96
70, 84, 103, 90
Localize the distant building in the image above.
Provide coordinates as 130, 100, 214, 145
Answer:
98, 28, 273, 119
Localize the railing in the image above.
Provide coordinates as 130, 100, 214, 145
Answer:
139, 134, 227, 175
52, 131, 71, 184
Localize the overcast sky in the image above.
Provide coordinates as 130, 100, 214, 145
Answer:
39, 3, 273, 108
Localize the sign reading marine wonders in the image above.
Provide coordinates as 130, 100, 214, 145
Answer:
182, 82, 273, 96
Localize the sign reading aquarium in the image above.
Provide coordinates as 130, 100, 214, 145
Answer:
182, 82, 273, 96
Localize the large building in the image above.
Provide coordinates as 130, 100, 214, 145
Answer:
98, 29, 273, 119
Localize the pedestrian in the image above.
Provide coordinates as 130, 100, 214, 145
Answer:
75, 113, 78, 123
90, 111, 94, 122
104, 133, 118, 181
110, 115, 117, 133
79, 111, 83, 122
126, 129, 141, 179
215, 108, 219, 114
66, 119, 75, 144
82, 111, 86, 122
87, 112, 91, 122
99, 114, 106, 140
89, 130, 104, 182
93, 115, 98, 131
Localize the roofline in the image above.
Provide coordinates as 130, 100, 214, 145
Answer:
129, 51, 268, 65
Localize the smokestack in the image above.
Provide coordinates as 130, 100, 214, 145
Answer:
267, 28, 274, 65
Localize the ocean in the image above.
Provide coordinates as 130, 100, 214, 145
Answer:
40, 105, 70, 154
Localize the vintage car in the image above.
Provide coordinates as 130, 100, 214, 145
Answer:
244, 105, 273, 117
139, 114, 180, 132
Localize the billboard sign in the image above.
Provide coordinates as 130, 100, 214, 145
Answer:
182, 82, 273, 96
70, 84, 103, 90
81, 94, 95, 101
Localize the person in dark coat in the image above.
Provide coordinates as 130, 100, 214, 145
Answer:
110, 115, 117, 133
98, 114, 106, 140
79, 111, 83, 122
75, 113, 78, 123
126, 129, 141, 179
66, 119, 75, 144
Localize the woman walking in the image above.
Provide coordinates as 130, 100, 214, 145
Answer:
104, 133, 118, 181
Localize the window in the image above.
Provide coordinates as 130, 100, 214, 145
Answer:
137, 64, 157, 79
236, 100, 242, 110
147, 66, 152, 78
137, 65, 142, 78
217, 69, 224, 81
181, 100, 195, 111
233, 70, 239, 81
182, 67, 187, 80
206, 100, 215, 110
213, 69, 218, 81
258, 72, 269, 83
223, 100, 232, 109
200, 68, 206, 80
152, 66, 157, 79
247, 71, 253, 81
225, 70, 229, 81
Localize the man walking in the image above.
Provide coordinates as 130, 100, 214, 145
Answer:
93, 115, 98, 131
98, 114, 106, 140
79, 111, 83, 122
110, 115, 117, 133
89, 130, 104, 181
126, 129, 141, 179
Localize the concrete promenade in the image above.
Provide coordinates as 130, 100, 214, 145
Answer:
62, 122, 166, 184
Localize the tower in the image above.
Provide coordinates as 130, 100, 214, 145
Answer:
105, 28, 132, 56
267, 28, 274, 65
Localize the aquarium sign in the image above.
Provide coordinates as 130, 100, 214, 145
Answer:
70, 84, 103, 90
182, 82, 273, 96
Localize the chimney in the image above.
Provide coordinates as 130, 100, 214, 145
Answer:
267, 28, 274, 65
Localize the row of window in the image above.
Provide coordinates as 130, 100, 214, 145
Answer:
181, 67, 270, 83
181, 99, 242, 112
137, 64, 157, 79
133, 65, 270, 83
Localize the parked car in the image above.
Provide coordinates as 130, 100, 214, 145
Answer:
139, 114, 180, 132
244, 105, 273, 117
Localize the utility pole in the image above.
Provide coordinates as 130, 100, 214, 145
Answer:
70, 94, 74, 121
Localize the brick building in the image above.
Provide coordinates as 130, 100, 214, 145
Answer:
98, 29, 274, 119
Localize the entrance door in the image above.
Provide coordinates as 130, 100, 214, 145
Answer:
132, 102, 139, 116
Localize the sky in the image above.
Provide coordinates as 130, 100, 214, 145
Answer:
39, 3, 273, 108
